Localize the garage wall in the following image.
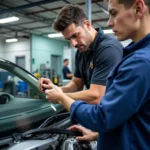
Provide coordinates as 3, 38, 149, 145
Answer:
4, 39, 31, 71
31, 34, 69, 77
0, 40, 5, 58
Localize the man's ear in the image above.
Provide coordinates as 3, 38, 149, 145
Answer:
84, 20, 91, 29
135, 0, 145, 18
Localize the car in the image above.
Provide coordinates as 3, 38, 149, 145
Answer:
0, 58, 97, 150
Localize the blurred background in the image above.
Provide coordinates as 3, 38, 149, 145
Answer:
0, 0, 131, 89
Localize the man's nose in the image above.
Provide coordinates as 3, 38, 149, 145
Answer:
107, 18, 113, 27
70, 39, 77, 47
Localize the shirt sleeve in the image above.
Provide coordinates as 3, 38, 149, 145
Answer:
91, 44, 122, 85
70, 57, 150, 132
63, 67, 71, 74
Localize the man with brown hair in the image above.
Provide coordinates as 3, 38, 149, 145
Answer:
39, 4, 123, 104
45, 0, 150, 149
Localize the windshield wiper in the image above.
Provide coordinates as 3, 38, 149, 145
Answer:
22, 127, 82, 139
12, 111, 81, 144
38, 112, 70, 128
22, 112, 82, 139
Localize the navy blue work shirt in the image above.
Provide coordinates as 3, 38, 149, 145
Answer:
70, 34, 150, 150
62, 66, 72, 79
74, 28, 123, 89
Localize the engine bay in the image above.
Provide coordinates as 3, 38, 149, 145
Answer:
0, 112, 97, 150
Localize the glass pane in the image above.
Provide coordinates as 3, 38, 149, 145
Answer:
0, 68, 40, 99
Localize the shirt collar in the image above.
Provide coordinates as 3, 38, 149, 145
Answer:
123, 33, 150, 57
90, 28, 104, 52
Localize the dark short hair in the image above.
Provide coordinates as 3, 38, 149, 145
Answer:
105, 0, 150, 12
53, 4, 88, 32
118, 0, 150, 12
64, 59, 69, 63
117, 0, 135, 8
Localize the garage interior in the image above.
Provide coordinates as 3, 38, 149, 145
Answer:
0, 0, 130, 95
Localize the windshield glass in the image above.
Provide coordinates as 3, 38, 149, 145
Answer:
0, 59, 64, 136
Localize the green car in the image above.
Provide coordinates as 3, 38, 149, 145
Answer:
0, 58, 97, 150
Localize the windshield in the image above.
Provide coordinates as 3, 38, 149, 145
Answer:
0, 59, 64, 137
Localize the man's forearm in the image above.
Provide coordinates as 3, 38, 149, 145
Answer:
58, 94, 75, 111
66, 73, 73, 78
61, 85, 78, 93
66, 90, 103, 104
61, 81, 83, 93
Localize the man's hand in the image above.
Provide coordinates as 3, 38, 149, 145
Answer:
45, 84, 63, 104
38, 77, 53, 92
69, 125, 98, 141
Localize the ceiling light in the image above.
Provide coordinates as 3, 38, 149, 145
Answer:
103, 29, 114, 34
48, 33, 63, 38
0, 16, 19, 24
6, 38, 18, 43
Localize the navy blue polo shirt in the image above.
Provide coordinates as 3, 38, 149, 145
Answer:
70, 34, 150, 150
74, 28, 123, 89
62, 66, 72, 79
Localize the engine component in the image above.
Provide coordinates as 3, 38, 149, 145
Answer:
62, 138, 97, 150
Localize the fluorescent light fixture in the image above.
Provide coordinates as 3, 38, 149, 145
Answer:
0, 16, 19, 24
48, 33, 63, 38
103, 29, 114, 34
6, 38, 18, 43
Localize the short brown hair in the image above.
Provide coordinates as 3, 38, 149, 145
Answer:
105, 0, 150, 12
117, 0, 150, 12
117, 0, 135, 8
104, 0, 134, 8
64, 59, 68, 63
52, 4, 88, 32
118, 0, 150, 12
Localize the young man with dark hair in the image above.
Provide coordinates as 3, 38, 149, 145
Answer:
45, 0, 150, 149
39, 4, 123, 104
62, 59, 73, 79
